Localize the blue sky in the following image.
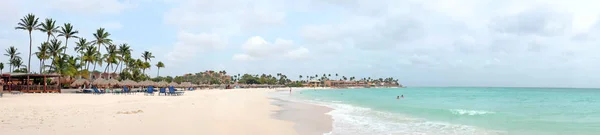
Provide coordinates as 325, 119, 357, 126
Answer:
3, 0, 600, 88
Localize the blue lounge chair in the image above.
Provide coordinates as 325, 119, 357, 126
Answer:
169, 86, 184, 96
122, 86, 131, 95
92, 87, 105, 95
145, 86, 154, 96
158, 88, 167, 96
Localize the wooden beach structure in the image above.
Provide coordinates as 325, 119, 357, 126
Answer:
1, 73, 62, 93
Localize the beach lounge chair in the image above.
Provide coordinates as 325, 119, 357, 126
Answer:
122, 86, 131, 95
92, 87, 105, 95
144, 86, 154, 96
169, 86, 184, 96
158, 88, 167, 96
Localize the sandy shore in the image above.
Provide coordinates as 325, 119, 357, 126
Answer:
0, 89, 302, 135
271, 98, 332, 135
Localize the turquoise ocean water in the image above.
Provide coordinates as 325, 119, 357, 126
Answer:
279, 87, 600, 135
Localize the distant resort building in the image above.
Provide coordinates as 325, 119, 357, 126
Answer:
91, 72, 120, 79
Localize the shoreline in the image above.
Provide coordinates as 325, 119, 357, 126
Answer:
270, 97, 333, 135
269, 88, 335, 135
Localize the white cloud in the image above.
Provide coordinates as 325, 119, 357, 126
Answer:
166, 31, 228, 61
163, 0, 287, 36
45, 0, 132, 15
296, 0, 600, 87
233, 36, 310, 61
285, 47, 310, 59
232, 54, 255, 61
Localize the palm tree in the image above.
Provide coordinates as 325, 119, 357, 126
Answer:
74, 38, 90, 69
143, 62, 151, 75
15, 13, 40, 74
103, 44, 118, 77
82, 46, 97, 71
48, 39, 66, 72
4, 46, 21, 72
57, 23, 79, 55
38, 18, 59, 42
156, 61, 164, 77
35, 42, 50, 73
91, 28, 112, 78
116, 43, 131, 73
74, 38, 89, 54
141, 51, 154, 74
11, 57, 26, 72
0, 63, 4, 74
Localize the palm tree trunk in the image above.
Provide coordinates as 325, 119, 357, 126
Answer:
39, 60, 42, 73
104, 63, 110, 78
92, 63, 97, 79
113, 61, 120, 73
63, 38, 69, 56
157, 68, 160, 77
119, 58, 124, 73
27, 31, 32, 91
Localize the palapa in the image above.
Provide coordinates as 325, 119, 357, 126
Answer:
70, 79, 90, 87
168, 82, 179, 87
92, 78, 107, 86
106, 79, 120, 86
139, 80, 156, 87
119, 80, 138, 86
180, 82, 193, 88
156, 81, 168, 87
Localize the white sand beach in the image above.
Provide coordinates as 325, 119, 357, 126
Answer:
0, 89, 331, 135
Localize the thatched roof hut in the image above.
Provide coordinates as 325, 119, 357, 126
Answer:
92, 78, 107, 85
156, 81, 168, 87
180, 82, 193, 87
119, 80, 138, 86
139, 80, 156, 87
106, 79, 120, 86
168, 82, 179, 87
70, 79, 90, 87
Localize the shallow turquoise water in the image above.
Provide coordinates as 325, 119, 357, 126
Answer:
292, 87, 600, 135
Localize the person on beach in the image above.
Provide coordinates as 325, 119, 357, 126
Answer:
397, 96, 400, 99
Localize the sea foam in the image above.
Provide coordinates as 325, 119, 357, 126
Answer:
449, 109, 496, 116
300, 99, 500, 135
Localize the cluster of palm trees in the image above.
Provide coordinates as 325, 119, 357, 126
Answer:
2, 13, 166, 85
297, 73, 399, 84
3, 47, 25, 73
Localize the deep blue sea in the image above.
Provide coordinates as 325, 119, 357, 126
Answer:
278, 87, 600, 135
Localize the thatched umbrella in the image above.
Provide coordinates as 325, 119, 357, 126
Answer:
106, 79, 120, 86
92, 78, 107, 86
139, 80, 156, 87
70, 79, 90, 87
119, 80, 138, 86
180, 82, 193, 88
168, 82, 179, 87
156, 81, 168, 87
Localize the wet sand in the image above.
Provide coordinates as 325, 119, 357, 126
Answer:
271, 98, 333, 135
